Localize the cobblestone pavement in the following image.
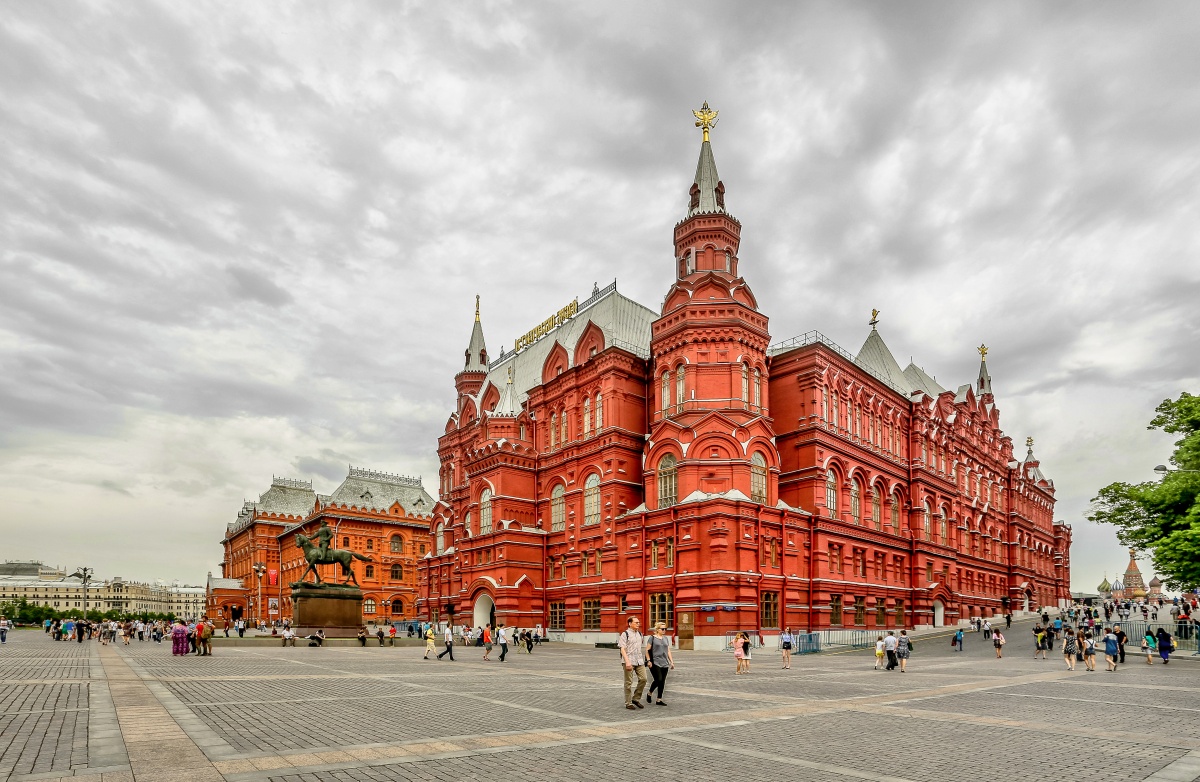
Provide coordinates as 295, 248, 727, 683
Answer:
2, 625, 1199, 782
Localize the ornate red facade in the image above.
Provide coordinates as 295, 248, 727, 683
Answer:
417, 114, 1070, 649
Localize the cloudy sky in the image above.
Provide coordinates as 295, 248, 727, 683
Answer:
2, 2, 1197, 592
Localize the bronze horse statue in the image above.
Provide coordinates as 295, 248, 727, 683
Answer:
294, 532, 373, 586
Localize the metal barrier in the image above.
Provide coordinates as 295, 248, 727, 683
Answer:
723, 631, 767, 651
1073, 620, 1198, 654
816, 629, 874, 650
777, 632, 821, 655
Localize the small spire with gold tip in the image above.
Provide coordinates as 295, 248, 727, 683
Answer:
693, 101, 719, 142
475, 294, 480, 322
869, 309, 880, 330
978, 343, 988, 361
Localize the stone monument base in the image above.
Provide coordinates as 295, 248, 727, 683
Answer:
291, 583, 364, 638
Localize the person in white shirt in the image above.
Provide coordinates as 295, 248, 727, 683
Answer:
437, 624, 455, 661
280, 628, 296, 647
496, 624, 509, 662
883, 631, 898, 670
0, 615, 10, 644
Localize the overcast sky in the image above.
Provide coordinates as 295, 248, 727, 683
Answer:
2, 2, 1197, 594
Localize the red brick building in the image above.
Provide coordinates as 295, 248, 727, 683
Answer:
418, 113, 1070, 648
214, 469, 434, 625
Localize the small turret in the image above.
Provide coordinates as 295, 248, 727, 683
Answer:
456, 296, 488, 399
976, 344, 993, 396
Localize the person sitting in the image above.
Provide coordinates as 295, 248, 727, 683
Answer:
281, 628, 297, 647
306, 629, 325, 647
357, 626, 368, 647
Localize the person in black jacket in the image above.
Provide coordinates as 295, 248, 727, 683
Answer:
1113, 625, 1128, 663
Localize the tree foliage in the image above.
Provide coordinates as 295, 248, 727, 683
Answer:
1089, 392, 1200, 591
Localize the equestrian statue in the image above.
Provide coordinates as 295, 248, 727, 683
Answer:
293, 520, 373, 587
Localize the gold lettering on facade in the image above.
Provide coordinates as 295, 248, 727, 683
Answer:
512, 299, 579, 353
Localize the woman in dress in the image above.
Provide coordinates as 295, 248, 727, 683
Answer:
1156, 628, 1173, 664
992, 630, 1005, 658
781, 627, 795, 670
733, 631, 746, 674
1082, 632, 1096, 671
1061, 628, 1078, 670
1141, 631, 1156, 664
896, 630, 911, 672
644, 622, 674, 705
170, 619, 189, 656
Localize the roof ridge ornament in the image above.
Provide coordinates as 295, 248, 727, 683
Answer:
475, 294, 480, 323
978, 343, 989, 361
869, 308, 880, 330
693, 100, 718, 142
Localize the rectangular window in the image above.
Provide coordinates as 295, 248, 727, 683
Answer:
771, 539, 779, 568
894, 599, 906, 626
666, 537, 674, 567
549, 602, 565, 630
926, 562, 934, 582
650, 542, 658, 570
760, 591, 779, 628
595, 551, 602, 577
620, 596, 628, 612
875, 600, 887, 627
582, 599, 601, 631
649, 592, 674, 627
830, 595, 843, 626
580, 553, 589, 577
854, 597, 866, 626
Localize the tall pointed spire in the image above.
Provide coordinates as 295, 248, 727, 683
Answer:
463, 295, 488, 372
687, 101, 727, 218
976, 344, 993, 395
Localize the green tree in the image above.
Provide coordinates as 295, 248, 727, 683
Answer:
1090, 392, 1200, 590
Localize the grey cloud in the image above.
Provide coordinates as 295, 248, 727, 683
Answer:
227, 266, 294, 307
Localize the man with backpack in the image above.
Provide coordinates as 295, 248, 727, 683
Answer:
619, 617, 648, 710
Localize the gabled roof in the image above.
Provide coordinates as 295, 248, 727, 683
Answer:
854, 329, 911, 393
904, 362, 946, 398
476, 284, 655, 406
326, 466, 434, 516
490, 368, 521, 417
252, 477, 318, 519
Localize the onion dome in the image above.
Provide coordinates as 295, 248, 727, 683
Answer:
1097, 575, 1111, 592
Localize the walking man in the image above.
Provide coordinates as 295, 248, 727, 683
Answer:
620, 617, 647, 709
497, 624, 509, 661
884, 631, 898, 670
1113, 624, 1128, 664
481, 624, 493, 661
437, 623, 455, 660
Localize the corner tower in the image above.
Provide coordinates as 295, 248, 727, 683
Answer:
646, 104, 777, 507
455, 295, 488, 401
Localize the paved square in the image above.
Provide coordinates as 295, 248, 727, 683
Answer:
1, 623, 1198, 782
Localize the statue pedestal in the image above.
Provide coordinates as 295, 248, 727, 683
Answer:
291, 583, 363, 638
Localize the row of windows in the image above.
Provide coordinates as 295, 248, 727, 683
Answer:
549, 393, 604, 449
822, 388, 904, 457
660, 364, 764, 413
829, 596, 906, 627
546, 594, 675, 631
657, 452, 768, 508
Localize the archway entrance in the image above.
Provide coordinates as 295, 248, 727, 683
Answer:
229, 605, 243, 621
1023, 590, 1032, 613
473, 593, 496, 630
932, 600, 945, 627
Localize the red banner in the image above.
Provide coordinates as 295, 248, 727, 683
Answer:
268, 569, 278, 586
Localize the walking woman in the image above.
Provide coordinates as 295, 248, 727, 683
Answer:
781, 627, 795, 670
1156, 628, 1174, 664
896, 630, 912, 672
742, 632, 753, 673
1141, 631, 1156, 664
1083, 633, 1097, 671
992, 630, 1005, 658
1061, 628, 1078, 671
644, 622, 674, 705
170, 619, 189, 656
733, 631, 747, 674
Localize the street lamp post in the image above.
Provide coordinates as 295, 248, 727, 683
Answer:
69, 567, 93, 622
252, 562, 267, 629
1155, 465, 1200, 475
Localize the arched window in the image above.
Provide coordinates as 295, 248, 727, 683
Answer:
560, 410, 567, 443
923, 502, 932, 541
390, 534, 403, 553
583, 474, 600, 525
464, 511, 472, 537
390, 564, 403, 580
741, 363, 749, 403
479, 489, 492, 534
675, 365, 685, 407
550, 484, 565, 532
754, 368, 762, 408
583, 397, 591, 437
854, 406, 861, 438
658, 454, 678, 509
939, 515, 948, 544
435, 523, 445, 555
595, 393, 603, 429
825, 469, 838, 515
822, 387, 829, 421
363, 599, 376, 614
550, 412, 557, 449
750, 452, 767, 503
921, 438, 927, 463
662, 373, 670, 412
872, 490, 882, 531
850, 479, 862, 524
831, 392, 840, 429
364, 565, 375, 579
891, 494, 901, 532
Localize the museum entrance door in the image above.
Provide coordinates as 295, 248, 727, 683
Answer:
932, 600, 945, 627
678, 611, 694, 650
473, 593, 496, 630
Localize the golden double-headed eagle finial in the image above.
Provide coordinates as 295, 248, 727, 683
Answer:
1026, 436, 1034, 449
693, 101, 719, 142
978, 343, 988, 361
869, 309, 880, 329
